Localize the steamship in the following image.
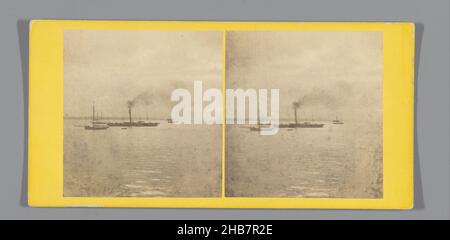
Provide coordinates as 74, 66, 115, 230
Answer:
278, 107, 324, 129
107, 106, 159, 127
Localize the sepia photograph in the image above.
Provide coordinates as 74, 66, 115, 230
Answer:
63, 30, 223, 197
225, 31, 383, 198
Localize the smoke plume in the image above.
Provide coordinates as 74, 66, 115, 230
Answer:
293, 81, 353, 110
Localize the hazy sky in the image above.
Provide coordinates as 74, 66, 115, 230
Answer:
64, 30, 381, 122
64, 30, 222, 118
226, 31, 382, 121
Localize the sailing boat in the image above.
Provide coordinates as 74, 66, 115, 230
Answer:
249, 118, 261, 131
85, 105, 109, 130
332, 116, 344, 124
249, 108, 271, 132
250, 104, 261, 132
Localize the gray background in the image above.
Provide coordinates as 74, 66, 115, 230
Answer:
0, 0, 448, 219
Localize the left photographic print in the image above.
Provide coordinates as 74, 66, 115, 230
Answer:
63, 30, 223, 197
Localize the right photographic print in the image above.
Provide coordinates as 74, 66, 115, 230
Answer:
225, 31, 383, 198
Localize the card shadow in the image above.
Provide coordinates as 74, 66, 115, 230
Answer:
18, 19, 29, 207
413, 22, 425, 210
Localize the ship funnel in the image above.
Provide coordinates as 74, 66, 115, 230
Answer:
127, 100, 134, 127
292, 100, 301, 124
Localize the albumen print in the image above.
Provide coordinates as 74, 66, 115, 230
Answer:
63, 29, 383, 199
225, 31, 383, 198
63, 30, 223, 197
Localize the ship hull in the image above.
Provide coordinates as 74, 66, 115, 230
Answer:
107, 122, 159, 127
84, 125, 109, 130
279, 123, 324, 128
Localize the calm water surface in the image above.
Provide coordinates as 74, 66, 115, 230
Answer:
64, 119, 381, 198
64, 119, 222, 197
226, 120, 382, 198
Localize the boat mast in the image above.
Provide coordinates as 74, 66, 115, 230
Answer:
92, 104, 95, 124
256, 102, 260, 127
128, 106, 132, 127
294, 108, 298, 124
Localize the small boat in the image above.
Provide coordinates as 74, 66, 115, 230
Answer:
332, 116, 344, 124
